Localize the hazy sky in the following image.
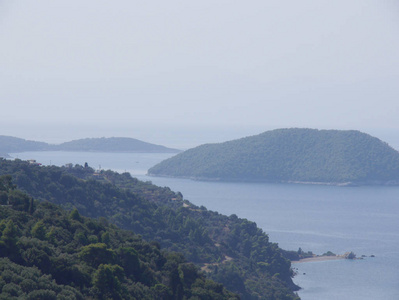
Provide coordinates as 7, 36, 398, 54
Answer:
1, 1, 399, 148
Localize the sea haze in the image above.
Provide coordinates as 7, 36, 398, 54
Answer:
10, 151, 399, 299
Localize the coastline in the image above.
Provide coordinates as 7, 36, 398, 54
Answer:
291, 255, 345, 264
147, 173, 399, 187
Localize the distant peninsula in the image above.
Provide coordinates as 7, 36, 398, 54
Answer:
148, 128, 399, 185
0, 136, 180, 155
54, 137, 180, 153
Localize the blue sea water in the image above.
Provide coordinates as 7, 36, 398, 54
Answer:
10, 152, 399, 299
140, 177, 399, 300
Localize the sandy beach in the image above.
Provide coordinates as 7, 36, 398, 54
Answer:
291, 255, 345, 264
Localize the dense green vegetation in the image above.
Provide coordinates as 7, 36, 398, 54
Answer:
0, 136, 179, 155
0, 159, 300, 299
0, 178, 237, 299
148, 128, 399, 184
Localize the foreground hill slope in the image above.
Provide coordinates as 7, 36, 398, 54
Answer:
0, 176, 237, 299
148, 128, 399, 185
0, 159, 299, 299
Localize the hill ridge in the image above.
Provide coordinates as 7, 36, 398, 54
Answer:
0, 135, 180, 154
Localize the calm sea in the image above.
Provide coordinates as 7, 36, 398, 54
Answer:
10, 151, 399, 300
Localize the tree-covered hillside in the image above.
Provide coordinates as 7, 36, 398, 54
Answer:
148, 128, 399, 185
0, 159, 300, 300
0, 176, 237, 299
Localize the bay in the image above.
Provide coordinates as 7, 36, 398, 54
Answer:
140, 177, 399, 300
10, 151, 399, 299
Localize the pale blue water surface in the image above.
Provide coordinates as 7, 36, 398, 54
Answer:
10, 152, 399, 299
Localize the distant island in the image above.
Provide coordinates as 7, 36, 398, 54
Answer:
0, 136, 180, 155
54, 137, 180, 153
148, 128, 399, 185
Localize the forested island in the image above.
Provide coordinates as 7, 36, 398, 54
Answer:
148, 128, 399, 185
0, 158, 300, 299
0, 136, 180, 155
